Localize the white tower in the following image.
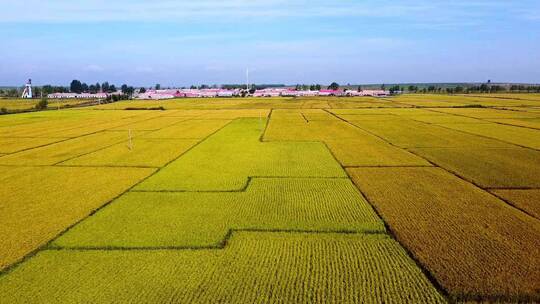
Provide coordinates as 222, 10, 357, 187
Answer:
21, 79, 33, 99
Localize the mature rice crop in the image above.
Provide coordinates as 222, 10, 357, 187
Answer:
347, 119, 510, 148
92, 98, 297, 110
0, 110, 162, 138
142, 119, 231, 139
392, 94, 540, 107
437, 122, 540, 149
54, 178, 384, 248
135, 118, 346, 191
409, 147, 540, 188
485, 118, 540, 129
0, 131, 146, 165
110, 116, 187, 131
347, 167, 540, 301
432, 108, 540, 119
329, 98, 406, 109
0, 137, 69, 154
490, 189, 540, 219
264, 111, 428, 166
0, 166, 155, 270
388, 96, 472, 107
328, 108, 442, 116
0, 98, 96, 112
60, 138, 199, 167
196, 109, 271, 119
406, 114, 484, 124
1, 232, 446, 304
335, 114, 402, 121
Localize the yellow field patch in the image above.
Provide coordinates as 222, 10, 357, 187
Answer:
0, 137, 69, 154
110, 116, 186, 131
490, 189, 540, 219
60, 138, 199, 167
347, 119, 509, 148
407, 115, 484, 124
0, 166, 155, 270
432, 108, 540, 119
485, 118, 540, 129
410, 147, 540, 188
335, 114, 401, 121
438, 123, 540, 149
0, 131, 144, 165
142, 119, 231, 139
347, 167, 540, 300
265, 112, 428, 166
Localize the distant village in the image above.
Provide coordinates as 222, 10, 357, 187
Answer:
47, 87, 391, 100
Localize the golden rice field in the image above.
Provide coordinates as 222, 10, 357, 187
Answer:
0, 94, 539, 303
0, 98, 97, 112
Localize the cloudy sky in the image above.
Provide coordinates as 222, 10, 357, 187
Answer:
1, 0, 539, 86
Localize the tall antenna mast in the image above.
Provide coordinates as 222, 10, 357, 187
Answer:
246, 68, 249, 91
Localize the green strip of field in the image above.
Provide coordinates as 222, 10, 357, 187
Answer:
134, 118, 347, 191
53, 178, 385, 248
2, 232, 446, 304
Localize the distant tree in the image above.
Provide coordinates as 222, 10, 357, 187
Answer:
102, 82, 110, 93
42, 85, 53, 95
139, 87, 147, 93
95, 82, 101, 92
389, 85, 400, 94
315, 84, 321, 91
32, 86, 42, 98
121, 84, 129, 94
7, 88, 19, 97
328, 82, 340, 90
89, 84, 97, 93
479, 84, 489, 93
200, 84, 209, 89
455, 86, 464, 93
70, 80, 83, 93
81, 83, 89, 93
109, 84, 117, 92
125, 86, 135, 97
381, 84, 386, 91
357, 85, 362, 92
155, 84, 161, 90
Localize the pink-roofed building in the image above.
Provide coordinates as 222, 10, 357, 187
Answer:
318, 89, 341, 96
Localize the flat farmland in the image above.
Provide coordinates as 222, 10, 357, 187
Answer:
0, 94, 539, 303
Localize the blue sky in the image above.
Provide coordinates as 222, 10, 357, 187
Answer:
1, 0, 539, 86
